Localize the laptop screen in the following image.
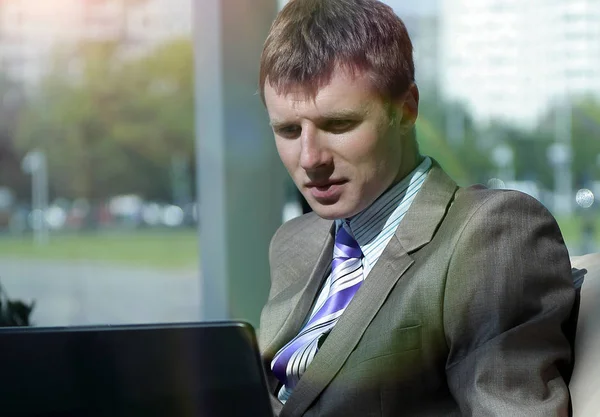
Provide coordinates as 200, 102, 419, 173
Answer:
0, 322, 273, 417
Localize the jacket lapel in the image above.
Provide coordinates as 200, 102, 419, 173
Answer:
262, 220, 335, 362
396, 161, 458, 252
281, 161, 458, 417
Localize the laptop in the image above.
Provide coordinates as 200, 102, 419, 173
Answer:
0, 321, 274, 417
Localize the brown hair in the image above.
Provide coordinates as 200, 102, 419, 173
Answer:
259, 0, 415, 102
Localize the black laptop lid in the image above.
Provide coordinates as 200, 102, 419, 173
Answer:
0, 321, 273, 417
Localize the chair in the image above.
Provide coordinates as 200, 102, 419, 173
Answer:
569, 253, 600, 417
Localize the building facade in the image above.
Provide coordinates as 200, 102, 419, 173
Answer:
440, 0, 600, 128
0, 0, 192, 88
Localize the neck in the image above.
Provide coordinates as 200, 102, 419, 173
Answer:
391, 147, 422, 189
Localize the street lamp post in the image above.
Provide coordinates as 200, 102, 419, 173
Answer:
21, 150, 49, 245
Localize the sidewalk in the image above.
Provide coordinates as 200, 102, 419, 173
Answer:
0, 258, 201, 326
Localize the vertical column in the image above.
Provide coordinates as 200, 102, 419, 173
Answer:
193, 0, 284, 328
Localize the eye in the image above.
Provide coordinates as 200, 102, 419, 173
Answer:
324, 119, 357, 133
274, 125, 301, 139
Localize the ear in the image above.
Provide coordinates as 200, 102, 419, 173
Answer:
395, 83, 419, 129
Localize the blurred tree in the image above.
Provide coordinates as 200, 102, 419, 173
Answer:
15, 38, 195, 202
571, 97, 600, 188
417, 87, 495, 186
0, 74, 28, 200
511, 130, 554, 188
417, 88, 600, 192
480, 123, 555, 190
534, 97, 600, 190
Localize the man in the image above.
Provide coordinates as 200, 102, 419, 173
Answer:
258, 1, 576, 416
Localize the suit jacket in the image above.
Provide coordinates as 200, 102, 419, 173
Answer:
259, 163, 575, 417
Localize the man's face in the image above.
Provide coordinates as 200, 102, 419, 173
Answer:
264, 68, 416, 220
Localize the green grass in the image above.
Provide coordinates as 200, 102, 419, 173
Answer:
555, 215, 600, 255
0, 216, 596, 270
0, 229, 199, 270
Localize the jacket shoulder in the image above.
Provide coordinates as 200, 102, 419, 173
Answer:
453, 185, 552, 217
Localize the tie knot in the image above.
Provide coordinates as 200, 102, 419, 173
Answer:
334, 224, 362, 259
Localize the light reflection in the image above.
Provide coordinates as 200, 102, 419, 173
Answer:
576, 188, 595, 209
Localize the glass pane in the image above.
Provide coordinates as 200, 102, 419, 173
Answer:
396, 0, 600, 256
0, 0, 199, 327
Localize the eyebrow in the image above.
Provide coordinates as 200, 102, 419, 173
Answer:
269, 106, 371, 128
319, 108, 368, 120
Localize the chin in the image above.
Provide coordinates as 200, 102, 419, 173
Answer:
310, 202, 358, 221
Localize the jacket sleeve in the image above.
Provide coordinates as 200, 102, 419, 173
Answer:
444, 191, 575, 416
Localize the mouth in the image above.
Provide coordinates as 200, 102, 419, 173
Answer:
305, 178, 347, 188
305, 179, 347, 203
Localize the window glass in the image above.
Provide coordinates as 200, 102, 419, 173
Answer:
0, 0, 199, 327
1, 0, 599, 329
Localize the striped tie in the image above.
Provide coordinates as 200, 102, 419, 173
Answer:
271, 224, 364, 399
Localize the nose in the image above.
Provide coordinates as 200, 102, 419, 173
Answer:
299, 126, 331, 171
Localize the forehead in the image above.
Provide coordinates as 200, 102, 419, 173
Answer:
264, 68, 381, 121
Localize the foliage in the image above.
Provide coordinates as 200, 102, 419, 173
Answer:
530, 96, 600, 189
0, 74, 29, 200
6, 41, 600, 204
418, 87, 600, 191
15, 38, 195, 202
571, 97, 600, 187
417, 87, 495, 186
